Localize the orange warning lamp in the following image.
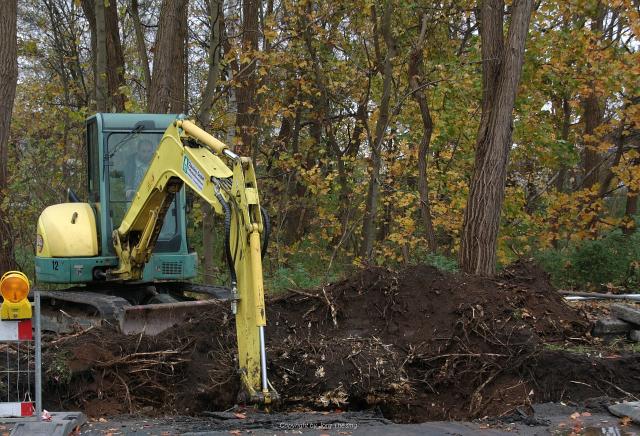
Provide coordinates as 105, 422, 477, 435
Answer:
0, 271, 32, 320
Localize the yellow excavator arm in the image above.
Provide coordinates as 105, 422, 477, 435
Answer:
111, 118, 274, 403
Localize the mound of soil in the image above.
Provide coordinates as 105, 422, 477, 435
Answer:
43, 302, 239, 416
42, 261, 640, 422
270, 260, 587, 346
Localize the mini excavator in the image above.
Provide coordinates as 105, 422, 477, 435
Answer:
34, 113, 276, 403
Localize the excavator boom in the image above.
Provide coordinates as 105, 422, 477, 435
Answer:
111, 117, 272, 403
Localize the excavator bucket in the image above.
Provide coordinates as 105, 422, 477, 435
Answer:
119, 299, 221, 335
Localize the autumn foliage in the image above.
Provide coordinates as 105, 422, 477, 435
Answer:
1, 0, 638, 288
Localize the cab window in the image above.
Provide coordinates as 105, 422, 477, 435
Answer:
106, 132, 178, 244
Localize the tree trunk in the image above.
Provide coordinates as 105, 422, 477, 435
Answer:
234, 0, 260, 155
199, 0, 224, 284
0, 0, 18, 274
222, 9, 238, 145
104, 0, 126, 111
581, 93, 604, 188
82, 0, 126, 111
597, 123, 625, 199
408, 14, 437, 252
149, 0, 188, 113
360, 1, 395, 260
300, 1, 354, 241
95, 0, 108, 111
624, 192, 638, 235
459, 0, 534, 276
554, 97, 571, 192
196, 0, 223, 127
80, 0, 98, 102
130, 0, 152, 105
580, 5, 605, 189
337, 100, 367, 240
623, 156, 639, 235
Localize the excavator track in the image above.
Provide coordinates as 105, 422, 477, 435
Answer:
37, 283, 232, 335
38, 290, 131, 333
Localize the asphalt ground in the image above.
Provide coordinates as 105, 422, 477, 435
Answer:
74, 403, 640, 436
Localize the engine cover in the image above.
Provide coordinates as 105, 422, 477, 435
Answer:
36, 203, 98, 257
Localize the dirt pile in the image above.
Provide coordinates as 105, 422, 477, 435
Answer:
265, 260, 591, 421
43, 303, 238, 416
269, 260, 587, 346
42, 261, 640, 422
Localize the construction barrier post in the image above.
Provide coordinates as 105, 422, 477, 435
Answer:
34, 291, 42, 418
0, 272, 41, 420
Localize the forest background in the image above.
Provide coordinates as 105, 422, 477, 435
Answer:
0, 0, 639, 292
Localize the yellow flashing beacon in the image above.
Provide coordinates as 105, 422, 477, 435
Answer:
0, 271, 32, 320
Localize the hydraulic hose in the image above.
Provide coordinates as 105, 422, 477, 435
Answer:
260, 206, 271, 260
214, 189, 237, 287
212, 180, 269, 282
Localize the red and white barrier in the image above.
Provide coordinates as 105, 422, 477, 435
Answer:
0, 319, 32, 342
0, 319, 34, 417
0, 402, 34, 417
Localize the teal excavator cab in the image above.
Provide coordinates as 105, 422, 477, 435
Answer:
35, 114, 197, 283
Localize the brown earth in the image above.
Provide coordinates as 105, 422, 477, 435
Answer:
42, 261, 640, 422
